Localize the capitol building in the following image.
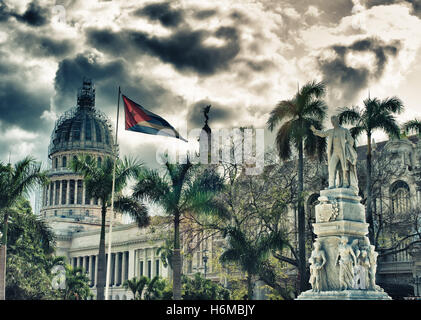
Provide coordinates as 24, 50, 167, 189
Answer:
39, 79, 421, 299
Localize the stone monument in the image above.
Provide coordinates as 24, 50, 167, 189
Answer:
296, 115, 391, 300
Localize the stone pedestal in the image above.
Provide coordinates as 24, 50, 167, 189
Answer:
296, 188, 391, 300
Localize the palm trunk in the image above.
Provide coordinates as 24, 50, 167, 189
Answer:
0, 213, 9, 300
366, 134, 375, 245
246, 273, 253, 300
297, 140, 307, 293
96, 205, 107, 300
172, 212, 182, 300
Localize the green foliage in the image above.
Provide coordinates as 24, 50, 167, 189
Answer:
123, 276, 172, 300
133, 159, 226, 299
182, 273, 230, 300
2, 197, 58, 299
58, 265, 93, 300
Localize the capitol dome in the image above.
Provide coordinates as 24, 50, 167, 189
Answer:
48, 79, 114, 158
41, 78, 121, 235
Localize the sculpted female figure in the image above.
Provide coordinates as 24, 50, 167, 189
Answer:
309, 242, 326, 292
335, 236, 357, 290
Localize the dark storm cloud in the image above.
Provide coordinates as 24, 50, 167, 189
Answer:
54, 54, 186, 116
133, 2, 184, 28
0, 1, 50, 26
318, 38, 401, 104
187, 99, 237, 129
86, 25, 241, 75
13, 30, 74, 58
0, 62, 51, 132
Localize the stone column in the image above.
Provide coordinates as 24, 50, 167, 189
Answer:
74, 180, 78, 206
52, 181, 56, 206
114, 253, 119, 286
128, 250, 135, 280
66, 180, 70, 205
121, 252, 127, 283
82, 181, 86, 205
95, 255, 99, 288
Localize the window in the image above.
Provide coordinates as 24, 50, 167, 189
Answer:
391, 181, 410, 215
54, 158, 58, 169
69, 180, 75, 204
97, 157, 102, 168
147, 260, 152, 279
61, 180, 67, 205
77, 180, 83, 204
139, 261, 144, 276
55, 181, 60, 205
54, 210, 57, 216
49, 182, 53, 206
85, 210, 89, 216
62, 156, 67, 168
307, 194, 320, 224
69, 209, 73, 216
155, 260, 160, 277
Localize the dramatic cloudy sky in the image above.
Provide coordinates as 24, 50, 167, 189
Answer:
1, 0, 421, 174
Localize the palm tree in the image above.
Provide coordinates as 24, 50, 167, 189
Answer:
60, 265, 93, 300
133, 160, 226, 300
0, 156, 48, 300
403, 119, 421, 136
122, 276, 149, 300
70, 155, 149, 300
220, 226, 287, 299
266, 80, 327, 292
337, 96, 403, 245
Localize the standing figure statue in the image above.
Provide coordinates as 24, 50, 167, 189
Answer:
336, 236, 357, 290
361, 237, 381, 291
356, 249, 371, 290
309, 242, 327, 292
311, 115, 358, 190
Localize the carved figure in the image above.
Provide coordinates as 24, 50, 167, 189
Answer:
309, 242, 327, 292
311, 115, 358, 190
336, 236, 357, 290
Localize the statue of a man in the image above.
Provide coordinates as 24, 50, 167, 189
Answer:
336, 236, 357, 290
311, 116, 358, 190
309, 241, 327, 292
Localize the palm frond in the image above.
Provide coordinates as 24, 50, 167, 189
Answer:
114, 196, 150, 228
337, 106, 362, 125
403, 119, 421, 136
266, 100, 296, 131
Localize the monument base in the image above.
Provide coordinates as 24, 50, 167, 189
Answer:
296, 289, 391, 300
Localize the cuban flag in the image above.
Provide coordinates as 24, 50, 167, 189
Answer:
122, 95, 187, 142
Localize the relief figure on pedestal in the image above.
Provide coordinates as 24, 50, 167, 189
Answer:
353, 249, 370, 289
335, 236, 357, 290
311, 115, 358, 190
309, 241, 327, 292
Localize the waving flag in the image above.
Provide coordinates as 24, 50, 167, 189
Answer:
122, 94, 187, 142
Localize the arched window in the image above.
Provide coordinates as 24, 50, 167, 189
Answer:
62, 156, 67, 168
54, 157, 58, 169
390, 181, 410, 215
307, 193, 320, 224
306, 193, 319, 243
97, 157, 102, 167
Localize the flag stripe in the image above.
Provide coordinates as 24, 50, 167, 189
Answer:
122, 94, 187, 142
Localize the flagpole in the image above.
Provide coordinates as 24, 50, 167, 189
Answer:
105, 86, 120, 300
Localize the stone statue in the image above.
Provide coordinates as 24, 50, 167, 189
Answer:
356, 249, 371, 289
309, 241, 327, 292
335, 236, 357, 290
310, 115, 358, 190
